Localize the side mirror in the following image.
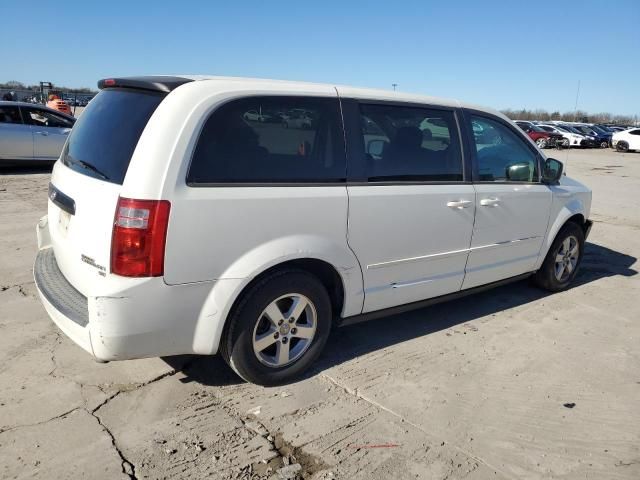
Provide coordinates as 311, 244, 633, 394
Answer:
542, 157, 563, 184
366, 139, 386, 158
506, 162, 532, 181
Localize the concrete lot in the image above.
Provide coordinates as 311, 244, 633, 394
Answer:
0, 148, 638, 479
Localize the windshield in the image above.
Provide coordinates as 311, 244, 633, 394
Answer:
61, 88, 164, 184
561, 125, 581, 134
573, 126, 592, 135
590, 125, 608, 134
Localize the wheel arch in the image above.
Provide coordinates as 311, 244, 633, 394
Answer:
535, 199, 588, 270
190, 236, 364, 355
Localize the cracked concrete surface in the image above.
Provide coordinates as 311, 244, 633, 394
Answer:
1, 149, 639, 479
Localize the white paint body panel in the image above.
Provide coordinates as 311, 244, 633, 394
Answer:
463, 184, 552, 289
347, 185, 475, 312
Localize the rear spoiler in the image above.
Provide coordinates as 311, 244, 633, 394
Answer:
97, 76, 193, 93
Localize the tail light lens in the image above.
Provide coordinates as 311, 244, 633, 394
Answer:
111, 197, 171, 277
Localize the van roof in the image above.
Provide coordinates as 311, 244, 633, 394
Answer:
98, 75, 504, 118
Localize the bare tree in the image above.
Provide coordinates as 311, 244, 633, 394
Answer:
501, 108, 635, 125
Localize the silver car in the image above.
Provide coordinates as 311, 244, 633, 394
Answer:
0, 101, 75, 164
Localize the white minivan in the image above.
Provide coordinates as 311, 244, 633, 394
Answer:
35, 76, 592, 385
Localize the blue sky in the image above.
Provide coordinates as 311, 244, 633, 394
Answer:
5, 0, 639, 116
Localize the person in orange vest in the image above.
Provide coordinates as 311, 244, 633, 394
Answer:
46, 94, 72, 115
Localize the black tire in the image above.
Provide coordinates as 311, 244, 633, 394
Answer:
616, 141, 629, 152
535, 137, 547, 149
600, 141, 609, 148
220, 269, 332, 386
533, 222, 585, 292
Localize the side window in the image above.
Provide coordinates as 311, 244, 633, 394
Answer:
630, 130, 640, 136
24, 109, 73, 129
470, 115, 539, 182
359, 104, 462, 182
0, 106, 22, 124
188, 97, 345, 184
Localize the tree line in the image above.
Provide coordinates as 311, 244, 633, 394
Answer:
500, 108, 637, 125
0, 80, 95, 94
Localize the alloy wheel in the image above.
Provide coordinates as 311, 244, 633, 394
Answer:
554, 235, 579, 282
252, 294, 317, 368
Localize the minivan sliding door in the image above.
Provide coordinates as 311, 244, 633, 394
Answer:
342, 99, 475, 313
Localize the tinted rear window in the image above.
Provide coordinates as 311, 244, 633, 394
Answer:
187, 96, 346, 184
61, 89, 163, 184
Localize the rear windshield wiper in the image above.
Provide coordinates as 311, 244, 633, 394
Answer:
71, 159, 110, 181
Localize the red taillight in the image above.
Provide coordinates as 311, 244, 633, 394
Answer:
111, 197, 171, 277
103, 78, 116, 86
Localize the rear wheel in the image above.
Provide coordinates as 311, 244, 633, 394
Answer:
221, 270, 332, 386
600, 140, 609, 148
616, 141, 629, 152
535, 137, 547, 149
533, 222, 584, 292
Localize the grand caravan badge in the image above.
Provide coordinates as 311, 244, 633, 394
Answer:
81, 254, 107, 276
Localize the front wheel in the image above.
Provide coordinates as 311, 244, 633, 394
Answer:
221, 270, 332, 386
533, 222, 585, 292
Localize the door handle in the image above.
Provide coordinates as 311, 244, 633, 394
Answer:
36, 131, 49, 136
447, 200, 472, 209
480, 197, 500, 207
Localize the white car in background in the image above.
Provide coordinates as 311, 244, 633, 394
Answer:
612, 128, 640, 152
538, 124, 586, 148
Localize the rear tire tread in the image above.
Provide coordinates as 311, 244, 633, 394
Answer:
220, 269, 331, 386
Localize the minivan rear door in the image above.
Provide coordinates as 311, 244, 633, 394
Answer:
47, 87, 165, 296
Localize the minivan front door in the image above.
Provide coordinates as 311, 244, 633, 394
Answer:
463, 113, 552, 289
345, 102, 475, 313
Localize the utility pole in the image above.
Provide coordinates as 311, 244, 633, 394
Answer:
392, 83, 397, 91
573, 80, 581, 121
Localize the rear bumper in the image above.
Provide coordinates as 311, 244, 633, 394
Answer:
34, 248, 94, 356
34, 215, 218, 361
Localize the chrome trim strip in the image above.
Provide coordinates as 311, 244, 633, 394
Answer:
366, 236, 541, 270
465, 253, 539, 273
365, 270, 464, 294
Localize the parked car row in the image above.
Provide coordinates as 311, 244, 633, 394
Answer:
62, 96, 93, 107
243, 108, 316, 129
515, 120, 620, 149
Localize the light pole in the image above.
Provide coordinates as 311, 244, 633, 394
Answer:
392, 83, 397, 91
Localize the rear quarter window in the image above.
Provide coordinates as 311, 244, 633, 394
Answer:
61, 88, 163, 184
187, 96, 346, 184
